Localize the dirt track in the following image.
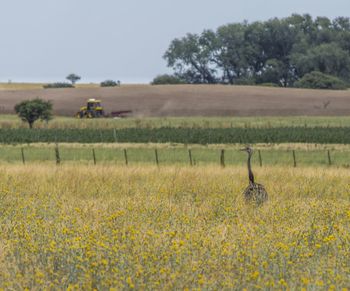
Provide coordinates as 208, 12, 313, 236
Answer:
0, 85, 349, 117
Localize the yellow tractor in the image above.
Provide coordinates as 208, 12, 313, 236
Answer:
76, 99, 105, 118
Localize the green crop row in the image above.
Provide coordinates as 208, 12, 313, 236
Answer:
3, 116, 350, 129
1, 127, 350, 144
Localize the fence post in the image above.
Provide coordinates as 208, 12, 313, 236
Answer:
124, 149, 128, 166
92, 149, 96, 165
327, 150, 332, 166
188, 149, 193, 166
292, 150, 297, 167
21, 147, 25, 165
258, 150, 262, 167
220, 149, 225, 168
55, 144, 60, 165
155, 149, 159, 166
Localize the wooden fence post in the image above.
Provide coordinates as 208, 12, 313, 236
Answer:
124, 149, 128, 166
188, 149, 193, 166
292, 150, 297, 167
55, 144, 60, 165
327, 150, 332, 165
92, 148, 96, 165
21, 147, 25, 165
155, 149, 159, 166
220, 149, 225, 168
258, 150, 262, 167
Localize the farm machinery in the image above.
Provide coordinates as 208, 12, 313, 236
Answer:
75, 99, 131, 118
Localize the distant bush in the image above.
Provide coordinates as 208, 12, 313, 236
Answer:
151, 74, 185, 85
294, 71, 347, 90
100, 80, 119, 87
234, 78, 256, 86
258, 83, 280, 87
43, 83, 74, 89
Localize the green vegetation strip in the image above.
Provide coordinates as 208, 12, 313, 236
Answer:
3, 116, 350, 129
1, 127, 350, 144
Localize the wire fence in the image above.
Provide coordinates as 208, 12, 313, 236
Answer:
1, 146, 349, 167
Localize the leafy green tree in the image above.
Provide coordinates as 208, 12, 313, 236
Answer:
291, 43, 350, 79
163, 14, 350, 86
215, 23, 249, 84
258, 18, 300, 86
151, 74, 185, 85
66, 73, 81, 85
257, 59, 287, 86
333, 16, 350, 31
14, 98, 53, 128
241, 21, 265, 79
332, 17, 350, 54
294, 71, 347, 90
164, 33, 218, 84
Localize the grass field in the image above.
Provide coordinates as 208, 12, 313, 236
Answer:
0, 143, 349, 167
3, 115, 350, 129
1, 164, 349, 289
1, 100, 349, 289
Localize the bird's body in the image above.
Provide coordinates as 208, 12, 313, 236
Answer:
241, 146, 268, 205
243, 182, 268, 205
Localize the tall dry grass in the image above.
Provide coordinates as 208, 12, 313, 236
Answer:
0, 164, 349, 289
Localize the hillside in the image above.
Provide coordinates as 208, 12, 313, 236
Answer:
0, 85, 349, 117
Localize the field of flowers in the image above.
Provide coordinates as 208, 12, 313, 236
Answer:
0, 164, 350, 289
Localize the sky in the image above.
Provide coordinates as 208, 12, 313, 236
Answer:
0, 0, 349, 84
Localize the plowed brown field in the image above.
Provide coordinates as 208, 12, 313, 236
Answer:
0, 85, 349, 117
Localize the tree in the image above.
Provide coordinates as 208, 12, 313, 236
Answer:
257, 59, 288, 86
66, 73, 81, 85
100, 80, 118, 87
14, 98, 53, 128
163, 14, 350, 86
215, 23, 250, 84
291, 43, 350, 80
163, 33, 218, 84
256, 18, 300, 86
151, 74, 185, 85
294, 71, 347, 90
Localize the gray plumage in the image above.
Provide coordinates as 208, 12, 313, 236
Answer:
241, 146, 268, 205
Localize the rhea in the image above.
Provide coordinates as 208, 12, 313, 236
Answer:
240, 146, 268, 205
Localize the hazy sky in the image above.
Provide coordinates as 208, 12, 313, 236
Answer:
1, 0, 349, 83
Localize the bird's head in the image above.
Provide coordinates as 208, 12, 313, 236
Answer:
240, 146, 253, 155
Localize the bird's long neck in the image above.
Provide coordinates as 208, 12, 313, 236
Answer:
247, 153, 255, 184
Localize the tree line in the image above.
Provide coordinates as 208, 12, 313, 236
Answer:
155, 14, 350, 89
43, 74, 121, 88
